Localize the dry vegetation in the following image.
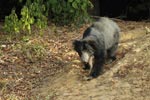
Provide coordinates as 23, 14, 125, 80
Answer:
0, 20, 150, 100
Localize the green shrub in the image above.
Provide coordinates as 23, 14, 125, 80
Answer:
4, 0, 93, 33
48, 0, 93, 25
4, 0, 47, 34
4, 10, 21, 33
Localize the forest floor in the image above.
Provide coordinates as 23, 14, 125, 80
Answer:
0, 19, 150, 100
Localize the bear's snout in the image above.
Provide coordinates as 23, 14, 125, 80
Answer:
81, 51, 90, 63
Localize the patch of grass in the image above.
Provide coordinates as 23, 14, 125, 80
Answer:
14, 41, 47, 62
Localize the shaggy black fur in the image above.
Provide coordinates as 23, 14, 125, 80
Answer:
73, 17, 120, 79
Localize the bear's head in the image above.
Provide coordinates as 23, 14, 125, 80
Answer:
73, 39, 96, 64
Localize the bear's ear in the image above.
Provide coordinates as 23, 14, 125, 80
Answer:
72, 40, 82, 51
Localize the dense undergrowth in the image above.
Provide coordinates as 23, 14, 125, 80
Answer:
3, 0, 93, 34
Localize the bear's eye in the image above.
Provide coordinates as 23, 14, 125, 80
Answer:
74, 44, 83, 52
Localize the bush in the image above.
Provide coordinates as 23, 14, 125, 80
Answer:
4, 0, 47, 34
4, 0, 93, 34
15, 42, 46, 62
48, 0, 93, 25
4, 10, 21, 33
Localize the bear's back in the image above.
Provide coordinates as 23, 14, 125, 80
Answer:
91, 17, 120, 49
92, 17, 120, 35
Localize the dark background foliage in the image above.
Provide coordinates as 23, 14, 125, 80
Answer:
0, 0, 149, 21
91, 0, 150, 20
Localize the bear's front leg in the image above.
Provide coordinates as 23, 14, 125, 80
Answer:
84, 56, 94, 80
85, 57, 104, 80
83, 63, 90, 70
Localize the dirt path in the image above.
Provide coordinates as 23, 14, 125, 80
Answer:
38, 35, 150, 100
31, 22, 150, 100
0, 20, 150, 100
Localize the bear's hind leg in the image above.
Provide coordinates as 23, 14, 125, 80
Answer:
107, 43, 118, 63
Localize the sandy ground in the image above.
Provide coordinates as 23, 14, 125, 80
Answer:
0, 20, 150, 100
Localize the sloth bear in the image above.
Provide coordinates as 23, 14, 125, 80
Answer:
73, 17, 120, 80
